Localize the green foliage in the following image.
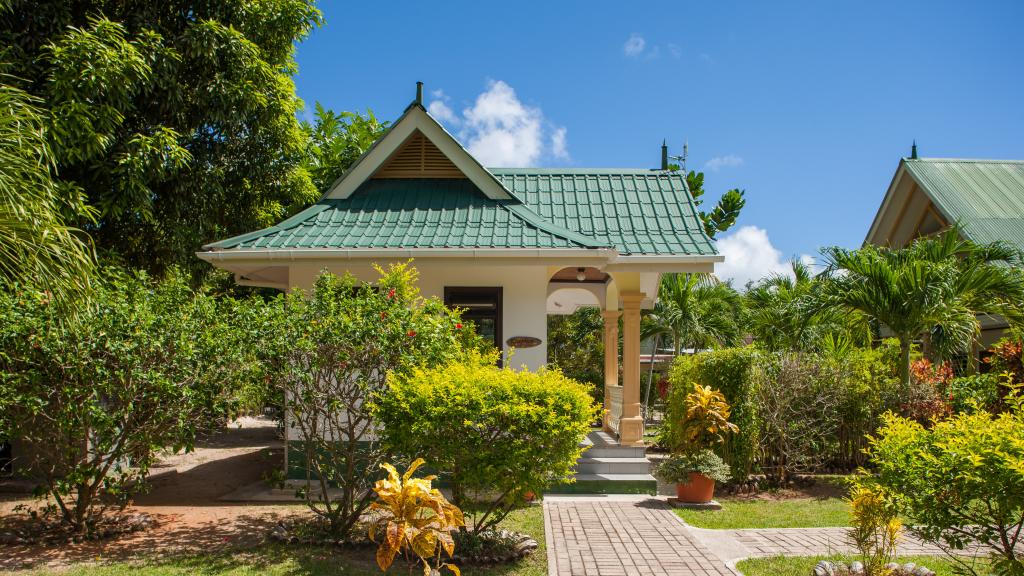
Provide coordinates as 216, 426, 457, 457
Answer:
745, 260, 872, 351
0, 80, 95, 305
374, 352, 599, 534
865, 394, 1024, 574
546, 307, 605, 403
820, 229, 1024, 387
665, 349, 760, 476
302, 103, 389, 193
0, 1, 323, 274
948, 373, 1002, 414
0, 268, 254, 533
652, 449, 731, 484
270, 264, 475, 538
682, 170, 746, 239
642, 273, 744, 355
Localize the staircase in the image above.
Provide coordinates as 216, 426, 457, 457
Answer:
548, 430, 657, 494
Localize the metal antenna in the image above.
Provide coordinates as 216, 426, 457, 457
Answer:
668, 138, 688, 172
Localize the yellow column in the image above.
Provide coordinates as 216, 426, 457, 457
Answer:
619, 292, 645, 446
601, 310, 620, 433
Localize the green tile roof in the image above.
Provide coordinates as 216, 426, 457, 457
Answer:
204, 170, 717, 256
904, 159, 1024, 250
492, 169, 717, 256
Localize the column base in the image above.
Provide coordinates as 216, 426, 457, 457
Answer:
618, 416, 645, 447
602, 409, 615, 434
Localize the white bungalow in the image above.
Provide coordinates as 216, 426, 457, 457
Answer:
198, 84, 722, 447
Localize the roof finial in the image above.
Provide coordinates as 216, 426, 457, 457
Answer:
661, 139, 668, 170
911, 139, 918, 160
416, 81, 423, 105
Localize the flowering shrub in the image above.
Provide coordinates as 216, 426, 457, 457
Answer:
272, 263, 480, 538
902, 359, 953, 423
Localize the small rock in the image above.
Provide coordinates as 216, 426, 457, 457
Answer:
902, 563, 917, 574
885, 563, 900, 571
913, 567, 934, 576
814, 560, 835, 576
849, 561, 864, 574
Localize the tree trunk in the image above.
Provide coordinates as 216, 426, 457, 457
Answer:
899, 336, 912, 390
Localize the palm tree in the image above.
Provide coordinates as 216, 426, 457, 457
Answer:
0, 81, 95, 302
745, 260, 871, 352
641, 273, 743, 355
819, 229, 1024, 387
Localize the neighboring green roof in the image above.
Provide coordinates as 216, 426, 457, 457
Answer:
205, 170, 717, 256
904, 158, 1024, 250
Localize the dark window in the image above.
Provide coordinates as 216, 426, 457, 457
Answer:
444, 287, 503, 362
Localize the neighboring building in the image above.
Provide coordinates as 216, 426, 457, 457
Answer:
198, 85, 722, 446
865, 154, 1024, 352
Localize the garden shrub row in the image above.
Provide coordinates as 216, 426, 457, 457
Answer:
663, 342, 909, 477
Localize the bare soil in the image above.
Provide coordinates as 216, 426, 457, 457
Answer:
0, 416, 306, 571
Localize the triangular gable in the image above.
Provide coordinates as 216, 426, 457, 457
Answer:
374, 130, 463, 178
324, 104, 515, 200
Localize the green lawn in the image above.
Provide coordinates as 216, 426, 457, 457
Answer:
737, 555, 985, 576
675, 497, 851, 529
4, 506, 546, 576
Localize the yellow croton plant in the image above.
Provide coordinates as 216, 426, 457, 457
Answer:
369, 458, 466, 575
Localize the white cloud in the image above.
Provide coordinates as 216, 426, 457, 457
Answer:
624, 33, 646, 57
427, 99, 458, 124
704, 154, 744, 172
449, 80, 565, 167
715, 226, 814, 288
551, 127, 569, 160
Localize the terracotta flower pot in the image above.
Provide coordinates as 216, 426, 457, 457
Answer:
676, 472, 716, 503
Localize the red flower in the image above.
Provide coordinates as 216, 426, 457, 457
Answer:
380, 312, 387, 319
387, 288, 396, 299
407, 330, 417, 337
455, 323, 463, 330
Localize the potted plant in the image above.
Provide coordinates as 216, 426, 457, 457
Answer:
663, 384, 739, 503
653, 450, 731, 502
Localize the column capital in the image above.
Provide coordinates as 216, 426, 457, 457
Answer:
601, 309, 621, 320
621, 291, 645, 306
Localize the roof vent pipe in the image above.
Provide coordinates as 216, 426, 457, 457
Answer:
416, 81, 423, 105
911, 140, 918, 159
661, 139, 669, 170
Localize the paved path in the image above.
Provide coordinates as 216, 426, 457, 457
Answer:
544, 497, 738, 576
692, 527, 952, 563
543, 496, 983, 576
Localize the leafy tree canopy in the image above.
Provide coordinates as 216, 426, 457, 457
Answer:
302, 103, 389, 193
0, 1, 323, 275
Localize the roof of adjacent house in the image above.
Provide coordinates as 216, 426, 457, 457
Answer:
202, 102, 718, 257
903, 158, 1024, 249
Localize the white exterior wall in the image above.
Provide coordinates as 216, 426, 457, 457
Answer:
288, 260, 550, 370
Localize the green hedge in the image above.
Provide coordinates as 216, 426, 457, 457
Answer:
664, 348, 760, 477
373, 352, 599, 532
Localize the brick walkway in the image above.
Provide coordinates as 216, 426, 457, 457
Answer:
544, 498, 738, 576
724, 527, 949, 558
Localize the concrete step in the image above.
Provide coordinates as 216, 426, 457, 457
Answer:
547, 473, 657, 495
574, 457, 651, 475
581, 445, 647, 458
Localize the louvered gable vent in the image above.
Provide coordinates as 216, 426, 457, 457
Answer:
373, 130, 466, 179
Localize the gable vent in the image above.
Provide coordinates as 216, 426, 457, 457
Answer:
373, 130, 466, 179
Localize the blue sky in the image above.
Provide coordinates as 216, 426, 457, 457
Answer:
293, 0, 1024, 286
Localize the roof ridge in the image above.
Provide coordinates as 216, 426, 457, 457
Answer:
907, 157, 1024, 164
